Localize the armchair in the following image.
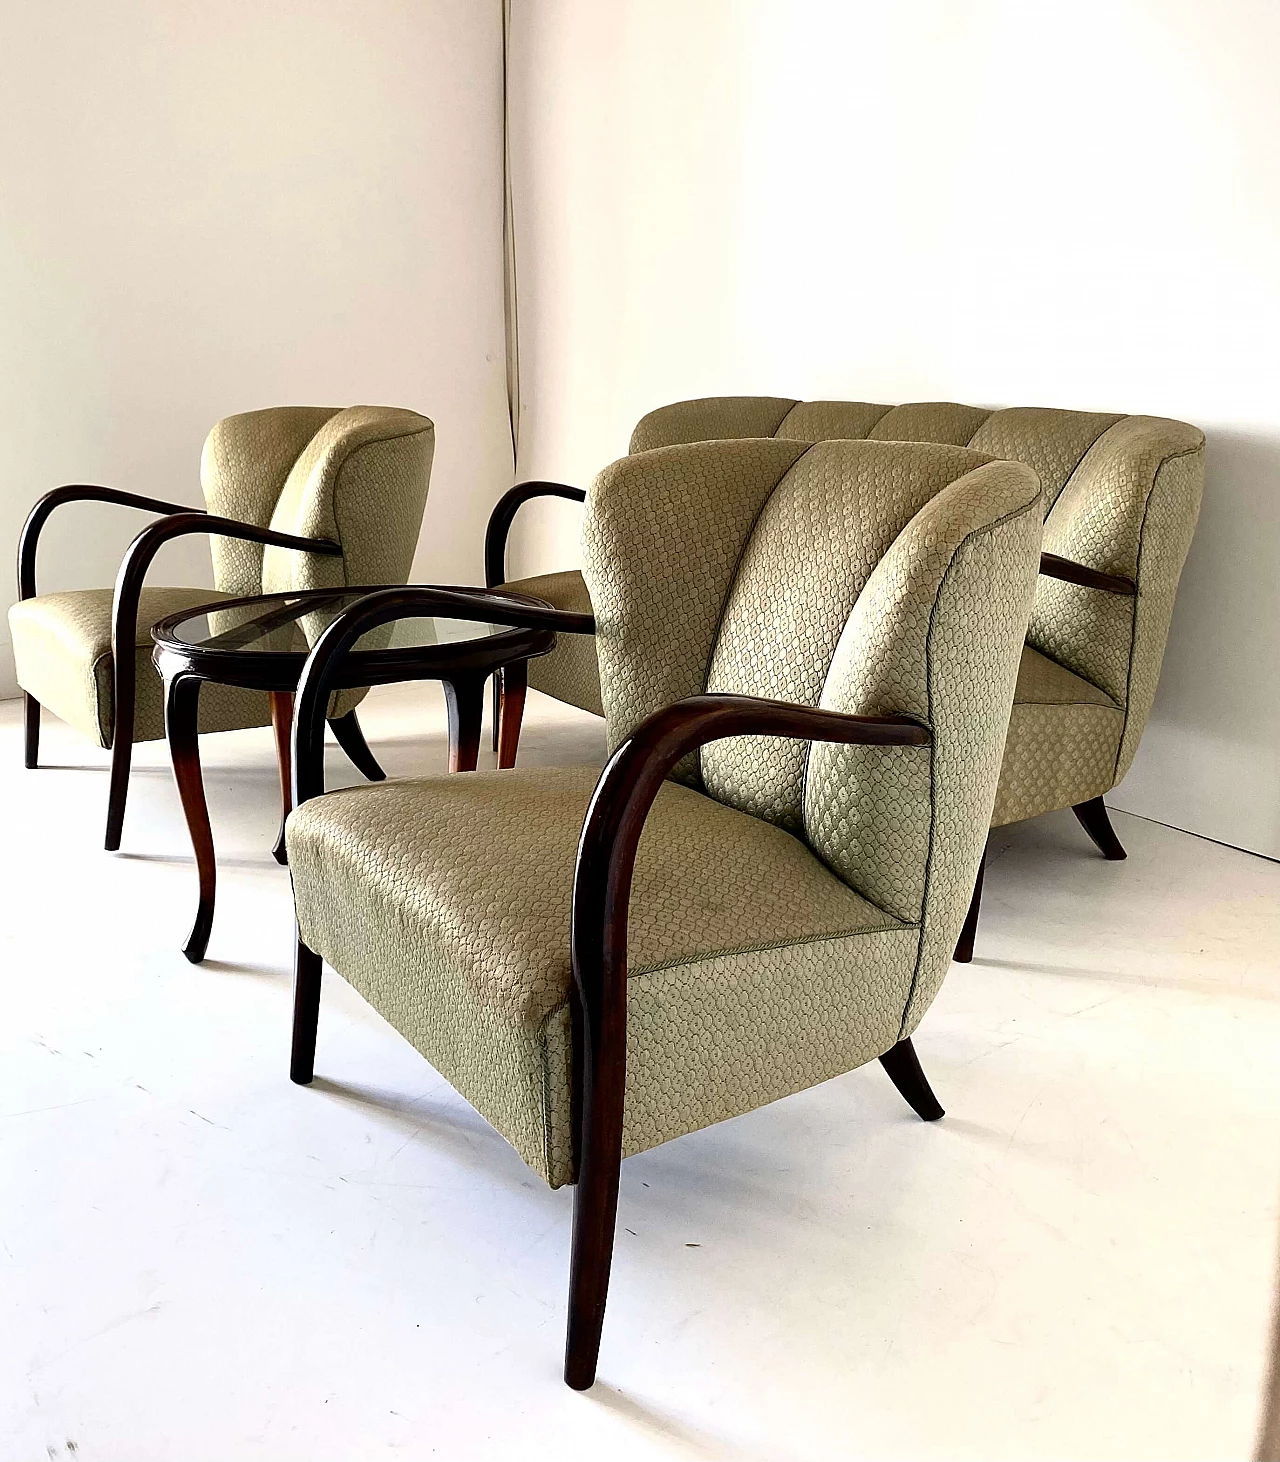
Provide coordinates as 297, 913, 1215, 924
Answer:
489, 397, 1204, 953
284, 437, 1043, 1386
9, 405, 435, 848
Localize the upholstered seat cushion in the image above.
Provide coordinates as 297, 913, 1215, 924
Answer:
991, 646, 1124, 827
497, 569, 602, 716
8, 587, 271, 748
287, 764, 915, 1186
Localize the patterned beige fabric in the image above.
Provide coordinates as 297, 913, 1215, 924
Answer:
289, 440, 1041, 1187
494, 569, 603, 716
1025, 415, 1204, 777
10, 405, 435, 744
584, 438, 809, 781
9, 587, 269, 747
628, 397, 797, 453
699, 442, 995, 829
990, 647, 1123, 827
867, 401, 993, 445
519, 396, 1203, 828
201, 407, 341, 597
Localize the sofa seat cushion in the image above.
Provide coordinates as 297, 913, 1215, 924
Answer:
9, 586, 272, 748
497, 570, 602, 717
991, 646, 1124, 827
287, 764, 915, 1185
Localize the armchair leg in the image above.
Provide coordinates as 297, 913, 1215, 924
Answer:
879, 1038, 944, 1121
564, 1116, 624, 1390
491, 676, 501, 754
564, 992, 627, 1391
1072, 796, 1127, 860
104, 729, 134, 851
105, 635, 139, 852
496, 661, 527, 770
290, 934, 323, 1085
953, 843, 987, 964
23, 694, 40, 769
327, 711, 386, 783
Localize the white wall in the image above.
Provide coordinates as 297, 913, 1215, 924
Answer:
0, 0, 510, 697
508, 0, 1280, 859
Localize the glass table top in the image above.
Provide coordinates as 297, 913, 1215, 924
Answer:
161, 590, 517, 658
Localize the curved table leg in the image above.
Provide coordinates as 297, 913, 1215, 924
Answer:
166, 673, 216, 964
328, 710, 386, 782
496, 661, 527, 770
442, 673, 485, 774
270, 690, 293, 865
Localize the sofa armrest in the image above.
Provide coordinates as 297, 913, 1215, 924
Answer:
1038, 551, 1135, 597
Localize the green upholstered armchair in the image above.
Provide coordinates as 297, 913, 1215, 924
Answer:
284, 437, 1043, 1387
489, 397, 1205, 955
9, 405, 435, 849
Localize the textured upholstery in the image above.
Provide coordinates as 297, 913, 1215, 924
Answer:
9, 405, 435, 747
991, 647, 1124, 827
9, 588, 271, 747
288, 440, 1042, 1186
499, 396, 1204, 826
491, 569, 602, 716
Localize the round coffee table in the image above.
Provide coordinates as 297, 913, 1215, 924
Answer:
152, 585, 554, 963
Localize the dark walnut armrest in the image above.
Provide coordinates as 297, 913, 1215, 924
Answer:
18, 484, 202, 599
113, 512, 341, 671
290, 583, 598, 804
485, 480, 586, 588
99, 512, 341, 848
1039, 552, 1136, 597
563, 693, 931, 1380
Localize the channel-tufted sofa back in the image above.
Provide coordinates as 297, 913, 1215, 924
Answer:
200, 405, 436, 599
626, 397, 1204, 780
583, 439, 1043, 1012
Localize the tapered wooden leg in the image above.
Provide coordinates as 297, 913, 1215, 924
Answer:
166, 674, 216, 964
104, 642, 139, 851
496, 661, 527, 770
270, 690, 294, 865
879, 1037, 945, 1121
564, 999, 626, 1390
491, 676, 501, 755
23, 694, 40, 769
953, 843, 987, 964
290, 934, 323, 1085
1073, 796, 1127, 860
327, 710, 386, 782
104, 721, 134, 851
442, 674, 485, 773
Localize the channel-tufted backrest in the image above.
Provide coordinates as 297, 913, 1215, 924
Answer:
200, 405, 436, 598
583, 439, 1042, 998
627, 397, 1204, 778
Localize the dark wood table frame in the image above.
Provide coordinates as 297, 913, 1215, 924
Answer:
152, 586, 556, 965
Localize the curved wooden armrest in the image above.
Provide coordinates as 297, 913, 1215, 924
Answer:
113, 510, 340, 660
485, 480, 586, 588
563, 693, 931, 1366
17, 484, 203, 599
290, 583, 597, 806
110, 509, 339, 755
1039, 552, 1136, 596
570, 693, 931, 1026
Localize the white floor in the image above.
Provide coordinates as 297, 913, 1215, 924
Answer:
1, 685, 1277, 1462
